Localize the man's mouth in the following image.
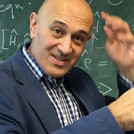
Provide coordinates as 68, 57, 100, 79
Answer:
54, 55, 68, 61
51, 54, 69, 67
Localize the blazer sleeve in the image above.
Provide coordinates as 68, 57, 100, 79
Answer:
52, 106, 124, 134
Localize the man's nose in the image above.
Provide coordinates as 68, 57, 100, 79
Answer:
57, 35, 73, 55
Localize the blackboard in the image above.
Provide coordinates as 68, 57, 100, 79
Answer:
0, 0, 134, 98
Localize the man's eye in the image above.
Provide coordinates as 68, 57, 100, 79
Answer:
53, 28, 63, 35
73, 35, 86, 44
75, 36, 83, 41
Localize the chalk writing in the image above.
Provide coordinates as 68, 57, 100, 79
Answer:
84, 58, 92, 69
1, 29, 9, 50
0, 4, 24, 19
0, 28, 30, 51
87, 0, 93, 5
133, 24, 134, 31
107, 0, 124, 6
98, 61, 108, 67
98, 82, 112, 95
81, 49, 88, 56
91, 11, 101, 46
81, 49, 92, 69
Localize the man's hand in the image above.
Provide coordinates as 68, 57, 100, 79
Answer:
108, 88, 134, 131
101, 12, 134, 83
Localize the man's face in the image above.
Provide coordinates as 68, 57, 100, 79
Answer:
29, 0, 93, 78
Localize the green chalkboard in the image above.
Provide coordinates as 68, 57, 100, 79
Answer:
0, 0, 134, 98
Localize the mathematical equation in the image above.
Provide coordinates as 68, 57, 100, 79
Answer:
0, 28, 30, 51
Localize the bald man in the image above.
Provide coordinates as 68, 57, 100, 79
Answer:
0, 0, 134, 133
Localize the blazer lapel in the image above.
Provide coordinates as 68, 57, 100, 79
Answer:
65, 67, 105, 114
11, 48, 61, 133
64, 76, 96, 114
20, 78, 61, 133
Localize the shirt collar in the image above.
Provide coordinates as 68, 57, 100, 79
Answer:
22, 43, 65, 84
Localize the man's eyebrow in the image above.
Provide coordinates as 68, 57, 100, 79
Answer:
51, 20, 66, 26
78, 30, 89, 37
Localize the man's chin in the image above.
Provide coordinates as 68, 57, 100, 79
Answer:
49, 70, 69, 78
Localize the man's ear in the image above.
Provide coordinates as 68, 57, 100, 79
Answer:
30, 12, 38, 39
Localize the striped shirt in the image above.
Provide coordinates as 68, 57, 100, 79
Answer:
119, 73, 134, 88
22, 44, 83, 127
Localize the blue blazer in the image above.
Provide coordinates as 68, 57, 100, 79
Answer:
0, 47, 126, 134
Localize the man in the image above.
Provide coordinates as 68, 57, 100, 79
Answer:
0, 0, 134, 133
